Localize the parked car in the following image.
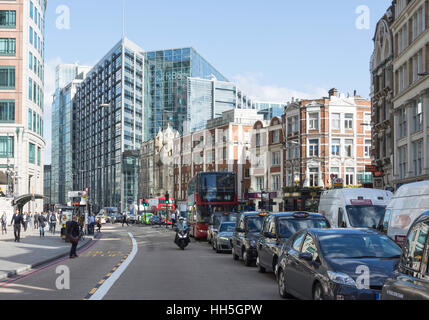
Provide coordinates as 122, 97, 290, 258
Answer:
319, 188, 392, 229
256, 212, 330, 274
213, 222, 236, 253
276, 228, 402, 300
382, 211, 429, 300
379, 181, 429, 246
232, 212, 268, 266
208, 212, 238, 245
150, 215, 164, 226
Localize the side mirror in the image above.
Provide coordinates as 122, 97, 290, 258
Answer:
299, 252, 313, 262
341, 221, 347, 228
235, 227, 245, 233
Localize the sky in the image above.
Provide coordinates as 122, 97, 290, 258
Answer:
43, 0, 393, 163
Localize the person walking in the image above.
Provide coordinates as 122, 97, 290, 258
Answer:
25, 213, 31, 231
10, 210, 24, 242
50, 212, 57, 235
122, 212, 128, 227
47, 212, 52, 233
68, 216, 80, 259
171, 211, 176, 230
34, 212, 39, 229
38, 213, 46, 237
88, 214, 95, 235
96, 217, 102, 233
1, 212, 7, 235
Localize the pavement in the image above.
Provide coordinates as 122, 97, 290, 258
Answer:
0, 222, 94, 281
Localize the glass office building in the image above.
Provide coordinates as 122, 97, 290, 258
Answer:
72, 38, 145, 212
145, 48, 228, 139
187, 77, 256, 133
255, 102, 286, 120
51, 64, 90, 205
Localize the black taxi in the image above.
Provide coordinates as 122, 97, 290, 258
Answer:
256, 212, 330, 274
231, 212, 268, 266
382, 211, 429, 300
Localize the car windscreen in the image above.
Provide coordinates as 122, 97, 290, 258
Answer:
345, 205, 386, 228
277, 218, 328, 239
246, 216, 265, 233
319, 233, 402, 259
219, 223, 236, 233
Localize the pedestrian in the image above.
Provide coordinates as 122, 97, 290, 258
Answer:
34, 212, 39, 229
171, 211, 176, 229
50, 212, 57, 235
67, 216, 80, 259
10, 209, 24, 242
96, 217, 102, 233
1, 212, 7, 235
38, 212, 46, 237
88, 214, 95, 235
122, 212, 128, 227
25, 213, 31, 231
47, 212, 52, 233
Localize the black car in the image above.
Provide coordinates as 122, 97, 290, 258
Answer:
276, 228, 402, 300
231, 212, 268, 266
382, 211, 429, 300
256, 212, 330, 274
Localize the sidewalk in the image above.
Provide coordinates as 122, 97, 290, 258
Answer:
0, 223, 93, 281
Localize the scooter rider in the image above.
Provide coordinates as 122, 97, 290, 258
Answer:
175, 217, 189, 244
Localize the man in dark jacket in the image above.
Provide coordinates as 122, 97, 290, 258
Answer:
10, 209, 24, 242
68, 216, 80, 259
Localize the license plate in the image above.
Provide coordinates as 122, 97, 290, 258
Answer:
376, 293, 381, 301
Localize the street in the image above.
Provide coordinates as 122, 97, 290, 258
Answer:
0, 224, 282, 300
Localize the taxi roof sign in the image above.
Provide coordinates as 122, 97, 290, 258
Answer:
258, 212, 269, 216
293, 212, 310, 218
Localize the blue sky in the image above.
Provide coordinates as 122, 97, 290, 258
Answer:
43, 0, 392, 163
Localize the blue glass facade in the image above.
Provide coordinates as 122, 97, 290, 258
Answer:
145, 47, 227, 139
256, 102, 286, 120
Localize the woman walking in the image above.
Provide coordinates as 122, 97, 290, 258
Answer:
96, 217, 102, 233
1, 212, 7, 235
38, 212, 46, 237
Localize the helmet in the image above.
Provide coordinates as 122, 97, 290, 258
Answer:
179, 217, 185, 221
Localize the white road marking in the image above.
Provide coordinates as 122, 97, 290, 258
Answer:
89, 232, 138, 300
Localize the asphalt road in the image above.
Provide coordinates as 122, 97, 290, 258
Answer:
0, 224, 282, 300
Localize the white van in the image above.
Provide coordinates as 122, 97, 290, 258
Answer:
380, 181, 429, 245
318, 188, 393, 229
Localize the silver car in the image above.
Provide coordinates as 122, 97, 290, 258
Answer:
213, 222, 236, 253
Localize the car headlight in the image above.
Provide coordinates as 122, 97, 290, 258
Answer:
219, 237, 229, 242
327, 271, 357, 287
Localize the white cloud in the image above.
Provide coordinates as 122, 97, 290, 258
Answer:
231, 73, 328, 103
43, 57, 62, 165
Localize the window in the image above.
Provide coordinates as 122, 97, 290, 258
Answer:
37, 147, 41, 166
331, 139, 340, 156
399, 145, 408, 179
30, 1, 34, 19
344, 139, 353, 157
29, 52, 33, 69
272, 175, 281, 191
256, 177, 264, 191
0, 38, 15, 56
413, 98, 423, 133
0, 10, 16, 28
330, 167, 340, 180
292, 232, 306, 251
28, 78, 33, 100
0, 100, 14, 122
365, 140, 372, 157
364, 113, 371, 131
272, 151, 281, 166
0, 67, 15, 89
0, 136, 13, 158
29, 143, 35, 164
345, 168, 355, 186
399, 108, 407, 138
287, 117, 292, 134
309, 139, 319, 157
345, 114, 354, 129
403, 221, 429, 272
331, 113, 340, 130
29, 26, 33, 44
272, 130, 280, 143
256, 133, 261, 147
412, 140, 423, 176
302, 234, 319, 261
308, 113, 319, 130
28, 109, 32, 130
309, 168, 319, 187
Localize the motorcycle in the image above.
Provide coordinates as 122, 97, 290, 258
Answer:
175, 228, 190, 250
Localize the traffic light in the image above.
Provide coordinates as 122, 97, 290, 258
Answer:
165, 192, 170, 204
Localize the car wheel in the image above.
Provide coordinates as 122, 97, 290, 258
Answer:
313, 283, 324, 301
232, 247, 239, 260
256, 257, 266, 273
243, 249, 252, 267
278, 269, 292, 299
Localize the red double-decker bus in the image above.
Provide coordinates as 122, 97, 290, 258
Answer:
186, 172, 238, 240
147, 196, 175, 212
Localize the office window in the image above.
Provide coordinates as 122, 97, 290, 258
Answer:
272, 151, 281, 166
37, 146, 41, 166
365, 139, 372, 157
29, 26, 33, 44
399, 145, 407, 179
28, 109, 32, 130
0, 136, 13, 158
272, 175, 281, 191
29, 52, 33, 69
0, 10, 16, 28
345, 168, 355, 186
412, 140, 423, 176
30, 1, 34, 19
308, 113, 319, 130
0, 38, 15, 56
0, 100, 14, 122
331, 113, 340, 130
413, 98, 423, 133
309, 139, 319, 157
29, 143, 35, 164
331, 139, 341, 156
344, 139, 353, 157
309, 168, 319, 187
345, 114, 354, 129
399, 108, 407, 138
0, 67, 15, 89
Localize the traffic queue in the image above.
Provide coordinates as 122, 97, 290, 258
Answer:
203, 181, 429, 300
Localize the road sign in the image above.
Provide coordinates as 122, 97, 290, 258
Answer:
333, 178, 344, 187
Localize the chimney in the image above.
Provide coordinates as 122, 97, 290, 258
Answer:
328, 88, 338, 98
